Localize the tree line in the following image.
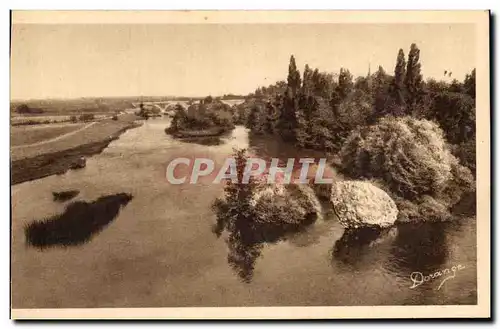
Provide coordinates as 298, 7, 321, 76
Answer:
241, 43, 476, 173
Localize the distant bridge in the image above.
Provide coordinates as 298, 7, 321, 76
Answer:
130, 99, 245, 112
131, 101, 192, 111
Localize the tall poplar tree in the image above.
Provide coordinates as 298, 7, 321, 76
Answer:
404, 43, 424, 113
287, 55, 302, 96
302, 64, 313, 95
393, 48, 406, 106
277, 55, 301, 142
331, 68, 353, 111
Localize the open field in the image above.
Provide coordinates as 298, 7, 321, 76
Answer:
11, 114, 110, 125
11, 113, 139, 161
10, 98, 136, 116
11, 123, 86, 147
10, 96, 210, 117
11, 113, 142, 185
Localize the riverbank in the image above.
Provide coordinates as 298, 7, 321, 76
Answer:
166, 126, 231, 138
11, 122, 477, 308
11, 117, 141, 185
10, 123, 88, 147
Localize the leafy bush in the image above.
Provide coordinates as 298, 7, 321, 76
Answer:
167, 100, 235, 135
212, 149, 321, 237
429, 91, 475, 145
252, 183, 322, 228
211, 149, 322, 281
340, 116, 456, 200
395, 195, 451, 223
15, 104, 44, 114
340, 116, 475, 222
451, 139, 476, 175
327, 89, 374, 150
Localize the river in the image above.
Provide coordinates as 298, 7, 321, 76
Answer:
11, 117, 477, 308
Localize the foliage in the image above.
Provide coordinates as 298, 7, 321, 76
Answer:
287, 55, 302, 95
166, 100, 235, 135
239, 48, 476, 218
450, 139, 476, 175
212, 149, 321, 237
15, 104, 44, 114
463, 68, 476, 99
404, 43, 426, 114
388, 49, 407, 110
212, 148, 321, 281
212, 149, 260, 238
339, 116, 456, 200
79, 113, 95, 122
339, 116, 474, 223
395, 196, 451, 223
428, 91, 475, 145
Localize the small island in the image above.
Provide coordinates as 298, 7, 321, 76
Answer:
165, 96, 235, 141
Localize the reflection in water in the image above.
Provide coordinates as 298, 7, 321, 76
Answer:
248, 132, 329, 166
226, 233, 264, 283
215, 209, 317, 283
332, 227, 396, 269
331, 221, 454, 277
386, 222, 449, 276
12, 120, 477, 307
166, 127, 234, 146
25, 193, 133, 249
212, 145, 319, 283
175, 136, 224, 146
451, 191, 476, 217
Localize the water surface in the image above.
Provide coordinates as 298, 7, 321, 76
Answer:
11, 117, 477, 308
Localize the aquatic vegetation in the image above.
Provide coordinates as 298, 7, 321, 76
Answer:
25, 193, 133, 248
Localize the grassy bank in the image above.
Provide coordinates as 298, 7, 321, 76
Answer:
11, 120, 141, 185
11, 123, 86, 147
11, 114, 139, 161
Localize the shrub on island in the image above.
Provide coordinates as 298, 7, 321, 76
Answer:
166, 99, 235, 138
339, 116, 474, 223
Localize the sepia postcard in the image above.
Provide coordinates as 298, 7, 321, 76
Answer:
10, 10, 490, 320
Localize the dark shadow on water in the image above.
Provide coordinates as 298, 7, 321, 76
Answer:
331, 220, 455, 274
386, 221, 450, 276
52, 190, 80, 202
248, 133, 328, 165
177, 136, 225, 146
25, 193, 133, 249
332, 227, 394, 269
214, 213, 317, 283
167, 128, 233, 146
451, 190, 476, 217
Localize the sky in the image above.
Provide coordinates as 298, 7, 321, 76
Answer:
10, 23, 476, 100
